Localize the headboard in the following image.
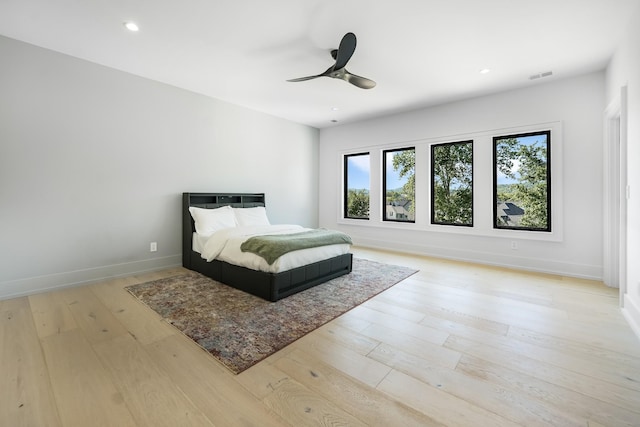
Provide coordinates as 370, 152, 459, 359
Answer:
182, 192, 266, 268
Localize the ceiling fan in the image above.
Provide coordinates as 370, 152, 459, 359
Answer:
287, 32, 376, 89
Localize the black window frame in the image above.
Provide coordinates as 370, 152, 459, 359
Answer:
343, 152, 371, 220
382, 147, 416, 223
493, 130, 551, 232
431, 140, 474, 227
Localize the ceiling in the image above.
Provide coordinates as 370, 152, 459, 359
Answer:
1, 0, 638, 128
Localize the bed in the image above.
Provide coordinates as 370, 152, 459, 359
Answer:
182, 192, 353, 301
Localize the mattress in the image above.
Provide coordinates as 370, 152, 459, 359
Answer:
192, 224, 351, 274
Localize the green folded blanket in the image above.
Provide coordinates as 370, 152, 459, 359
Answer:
240, 229, 352, 265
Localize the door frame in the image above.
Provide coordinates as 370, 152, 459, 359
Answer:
603, 86, 628, 306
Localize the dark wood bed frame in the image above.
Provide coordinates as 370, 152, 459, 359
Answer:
182, 192, 353, 301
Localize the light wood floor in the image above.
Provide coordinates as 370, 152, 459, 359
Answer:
2, 247, 640, 426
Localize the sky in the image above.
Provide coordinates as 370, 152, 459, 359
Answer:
346, 153, 406, 190
348, 135, 546, 190
346, 154, 370, 190
385, 153, 407, 190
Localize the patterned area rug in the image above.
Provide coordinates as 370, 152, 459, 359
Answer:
126, 258, 417, 374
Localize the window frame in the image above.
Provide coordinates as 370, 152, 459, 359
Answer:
492, 130, 551, 232
343, 151, 371, 220
336, 122, 563, 244
431, 140, 474, 227
382, 147, 416, 223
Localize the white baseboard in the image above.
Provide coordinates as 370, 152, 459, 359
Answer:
0, 254, 182, 300
352, 237, 603, 281
622, 294, 640, 341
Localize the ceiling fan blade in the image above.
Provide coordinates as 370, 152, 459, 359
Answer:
287, 65, 334, 82
286, 75, 322, 82
333, 32, 356, 71
343, 71, 376, 89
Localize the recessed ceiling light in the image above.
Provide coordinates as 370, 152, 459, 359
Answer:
124, 22, 139, 32
331, 107, 340, 111
480, 68, 491, 74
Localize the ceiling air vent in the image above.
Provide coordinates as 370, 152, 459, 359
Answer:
529, 71, 553, 80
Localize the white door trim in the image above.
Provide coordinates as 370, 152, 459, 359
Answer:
603, 86, 628, 305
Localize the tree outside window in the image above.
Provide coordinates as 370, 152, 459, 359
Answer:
431, 141, 473, 226
383, 148, 415, 222
493, 131, 551, 231
344, 152, 370, 219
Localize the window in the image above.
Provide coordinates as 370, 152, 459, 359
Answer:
493, 131, 551, 231
431, 140, 473, 226
344, 152, 370, 219
383, 147, 415, 222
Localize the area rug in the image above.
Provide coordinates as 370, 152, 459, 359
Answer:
126, 258, 417, 374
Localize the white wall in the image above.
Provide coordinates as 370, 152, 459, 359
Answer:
606, 5, 640, 338
319, 72, 605, 279
0, 36, 319, 299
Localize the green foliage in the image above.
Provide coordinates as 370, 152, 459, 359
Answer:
496, 137, 548, 229
386, 189, 403, 205
390, 149, 415, 215
432, 142, 473, 225
346, 188, 369, 218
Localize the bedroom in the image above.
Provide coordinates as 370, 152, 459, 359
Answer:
1, 0, 640, 425
1, 0, 639, 331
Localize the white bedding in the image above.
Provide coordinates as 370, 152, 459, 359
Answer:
193, 224, 351, 273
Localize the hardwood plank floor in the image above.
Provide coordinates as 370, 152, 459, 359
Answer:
2, 246, 640, 426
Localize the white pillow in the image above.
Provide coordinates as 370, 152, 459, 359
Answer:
234, 206, 271, 227
189, 206, 236, 236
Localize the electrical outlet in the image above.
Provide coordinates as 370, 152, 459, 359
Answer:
150, 242, 157, 252
510, 241, 518, 250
